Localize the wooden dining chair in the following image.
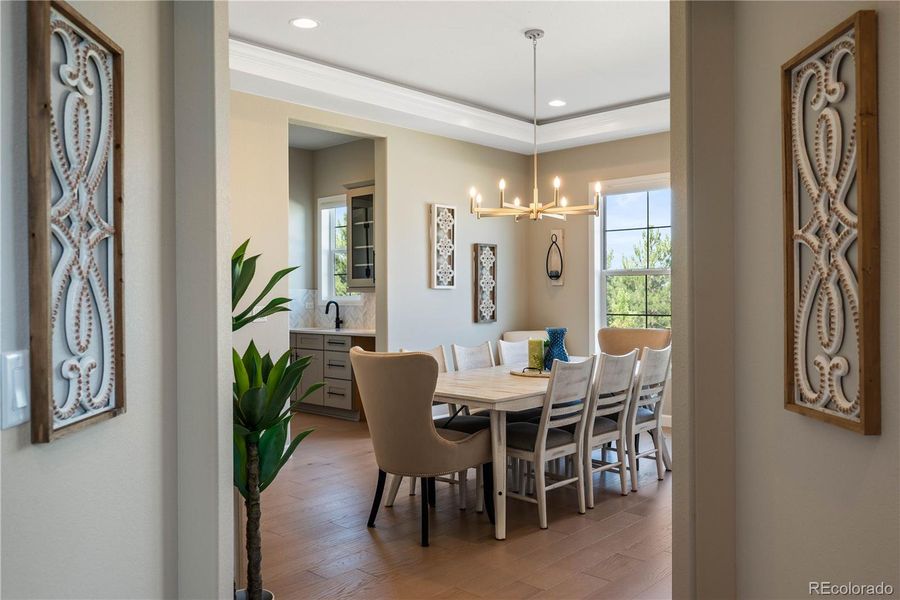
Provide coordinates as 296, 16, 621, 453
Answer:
506, 356, 596, 529
497, 339, 529, 366
582, 350, 638, 504
625, 346, 671, 491
598, 327, 672, 470
389, 346, 489, 508
350, 348, 495, 546
451, 341, 495, 371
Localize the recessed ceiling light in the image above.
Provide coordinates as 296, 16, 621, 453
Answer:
548, 99, 567, 107
290, 17, 319, 29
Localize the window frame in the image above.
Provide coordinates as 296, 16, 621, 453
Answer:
596, 173, 672, 330
317, 194, 362, 306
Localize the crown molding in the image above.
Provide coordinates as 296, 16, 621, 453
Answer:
229, 39, 669, 154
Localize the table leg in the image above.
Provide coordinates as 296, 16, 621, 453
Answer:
490, 410, 507, 540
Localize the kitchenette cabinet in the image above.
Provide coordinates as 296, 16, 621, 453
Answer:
290, 329, 375, 420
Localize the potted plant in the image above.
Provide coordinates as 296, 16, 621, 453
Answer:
232, 240, 323, 600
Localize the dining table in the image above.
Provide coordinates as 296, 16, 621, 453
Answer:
433, 360, 586, 540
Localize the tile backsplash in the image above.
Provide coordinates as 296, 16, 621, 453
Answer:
289, 288, 376, 330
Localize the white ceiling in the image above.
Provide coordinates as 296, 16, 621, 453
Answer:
228, 1, 669, 123
288, 124, 361, 150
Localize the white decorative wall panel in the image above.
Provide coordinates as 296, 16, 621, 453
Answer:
430, 204, 456, 289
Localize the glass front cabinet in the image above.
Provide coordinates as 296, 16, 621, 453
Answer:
346, 185, 375, 289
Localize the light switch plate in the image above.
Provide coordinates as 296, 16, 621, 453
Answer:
2, 350, 30, 429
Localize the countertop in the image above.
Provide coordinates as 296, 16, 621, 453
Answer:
290, 327, 376, 338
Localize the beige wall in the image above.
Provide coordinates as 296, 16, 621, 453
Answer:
525, 133, 671, 355
313, 139, 375, 198
731, 2, 899, 597
231, 98, 292, 357
0, 1, 178, 597
231, 91, 532, 356
289, 148, 315, 290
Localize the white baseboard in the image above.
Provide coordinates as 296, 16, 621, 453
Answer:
661, 414, 672, 428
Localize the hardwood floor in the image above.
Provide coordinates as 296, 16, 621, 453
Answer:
256, 414, 672, 599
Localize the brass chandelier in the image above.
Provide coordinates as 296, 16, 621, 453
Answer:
469, 29, 601, 221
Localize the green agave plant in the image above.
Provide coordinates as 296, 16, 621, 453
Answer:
232, 240, 322, 600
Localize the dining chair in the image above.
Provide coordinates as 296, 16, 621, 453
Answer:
582, 350, 638, 504
350, 347, 495, 546
451, 341, 495, 371
501, 330, 549, 342
598, 327, 672, 469
506, 356, 596, 529
390, 346, 489, 509
597, 327, 671, 355
497, 339, 529, 366
625, 345, 671, 491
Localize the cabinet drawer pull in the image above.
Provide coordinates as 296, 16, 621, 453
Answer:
327, 361, 345, 368
327, 389, 346, 397
327, 340, 345, 345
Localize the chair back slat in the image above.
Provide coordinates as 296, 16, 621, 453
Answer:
452, 341, 495, 371
539, 358, 596, 432
400, 345, 450, 373
587, 350, 638, 429
497, 339, 529, 366
627, 345, 671, 426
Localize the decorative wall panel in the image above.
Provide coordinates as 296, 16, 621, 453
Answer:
474, 244, 497, 323
782, 11, 879, 434
430, 204, 456, 289
28, 0, 125, 442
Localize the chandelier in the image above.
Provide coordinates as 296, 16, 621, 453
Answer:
469, 29, 601, 221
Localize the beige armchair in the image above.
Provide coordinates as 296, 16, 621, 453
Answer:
350, 347, 495, 546
597, 327, 671, 355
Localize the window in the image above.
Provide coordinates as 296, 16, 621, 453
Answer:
600, 181, 671, 329
318, 195, 360, 304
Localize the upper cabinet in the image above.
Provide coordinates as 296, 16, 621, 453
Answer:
347, 185, 375, 289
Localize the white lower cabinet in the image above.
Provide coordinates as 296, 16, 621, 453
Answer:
291, 332, 361, 412
292, 348, 324, 406
322, 378, 353, 410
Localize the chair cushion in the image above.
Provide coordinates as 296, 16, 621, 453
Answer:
636, 407, 656, 424
506, 407, 544, 423
434, 414, 491, 434
506, 422, 574, 452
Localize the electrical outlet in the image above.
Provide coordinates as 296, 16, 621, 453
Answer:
2, 350, 30, 429
305, 300, 314, 310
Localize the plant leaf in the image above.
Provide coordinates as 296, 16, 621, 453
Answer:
238, 387, 268, 430
232, 239, 250, 262
260, 427, 314, 492
233, 267, 297, 322
233, 349, 250, 397
258, 420, 288, 488
232, 254, 259, 310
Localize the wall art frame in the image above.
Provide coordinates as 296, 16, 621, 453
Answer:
781, 10, 879, 435
430, 204, 456, 289
474, 243, 497, 323
28, 0, 126, 443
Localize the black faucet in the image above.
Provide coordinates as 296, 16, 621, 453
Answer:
325, 300, 343, 330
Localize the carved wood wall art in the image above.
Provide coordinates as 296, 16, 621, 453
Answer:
28, 0, 125, 442
474, 243, 497, 323
430, 204, 456, 289
782, 11, 879, 434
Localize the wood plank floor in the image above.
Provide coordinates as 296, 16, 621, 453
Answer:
256, 414, 672, 599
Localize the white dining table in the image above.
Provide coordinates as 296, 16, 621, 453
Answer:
433, 361, 585, 540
